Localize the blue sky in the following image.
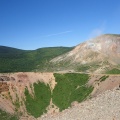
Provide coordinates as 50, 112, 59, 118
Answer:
0, 0, 120, 50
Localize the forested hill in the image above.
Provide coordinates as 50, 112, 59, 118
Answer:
0, 46, 73, 73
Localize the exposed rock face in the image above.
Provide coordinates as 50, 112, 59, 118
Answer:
0, 76, 10, 81
51, 34, 120, 73
0, 76, 10, 93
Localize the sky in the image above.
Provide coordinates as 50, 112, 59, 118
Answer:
0, 0, 120, 50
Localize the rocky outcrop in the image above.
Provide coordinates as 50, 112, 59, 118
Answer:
0, 76, 10, 81
0, 76, 10, 93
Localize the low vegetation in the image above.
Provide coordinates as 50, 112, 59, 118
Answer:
13, 94, 20, 112
106, 68, 120, 74
0, 109, 18, 120
77, 65, 90, 72
24, 82, 51, 118
99, 75, 109, 82
52, 73, 93, 111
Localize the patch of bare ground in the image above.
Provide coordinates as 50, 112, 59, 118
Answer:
88, 74, 120, 97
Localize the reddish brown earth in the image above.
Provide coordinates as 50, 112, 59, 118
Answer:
0, 72, 56, 117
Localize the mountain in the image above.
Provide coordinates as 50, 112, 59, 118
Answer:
1, 34, 120, 74
0, 46, 73, 73
51, 34, 120, 73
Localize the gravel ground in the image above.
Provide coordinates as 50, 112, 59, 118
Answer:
41, 88, 120, 120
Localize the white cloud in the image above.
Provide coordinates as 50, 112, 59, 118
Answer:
44, 30, 72, 37
88, 21, 106, 39
90, 28, 103, 37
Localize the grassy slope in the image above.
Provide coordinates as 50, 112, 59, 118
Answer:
53, 73, 93, 111
0, 46, 73, 72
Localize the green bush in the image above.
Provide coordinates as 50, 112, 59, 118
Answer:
99, 75, 109, 82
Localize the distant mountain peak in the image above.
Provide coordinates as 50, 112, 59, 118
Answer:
51, 34, 120, 73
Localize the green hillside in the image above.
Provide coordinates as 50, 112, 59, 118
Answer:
0, 46, 73, 73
